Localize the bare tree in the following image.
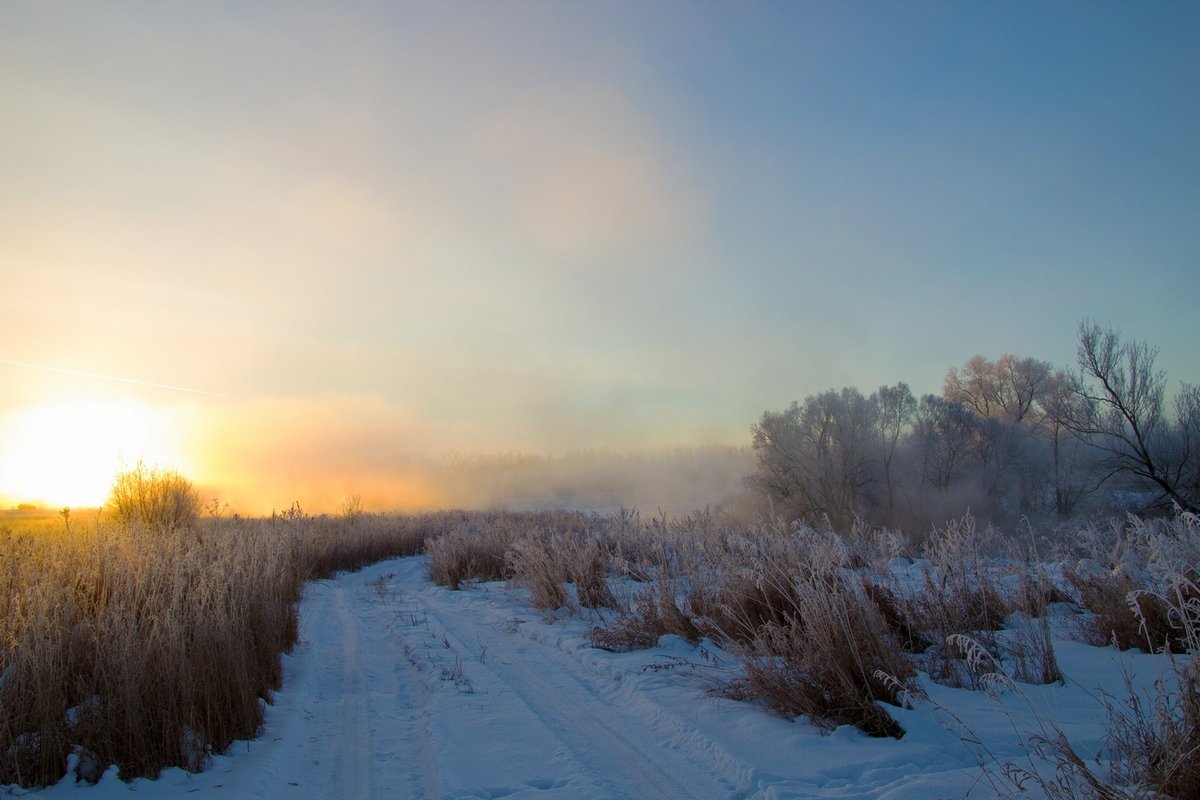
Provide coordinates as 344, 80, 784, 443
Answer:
1166, 383, 1200, 505
943, 355, 1000, 418
1055, 321, 1198, 514
1178, 384, 1200, 465
940, 357, 998, 419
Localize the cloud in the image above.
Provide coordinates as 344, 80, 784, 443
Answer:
459, 86, 704, 260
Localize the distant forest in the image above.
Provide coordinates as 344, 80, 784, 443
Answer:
749, 320, 1199, 535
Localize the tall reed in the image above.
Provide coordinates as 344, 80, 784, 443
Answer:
0, 509, 436, 788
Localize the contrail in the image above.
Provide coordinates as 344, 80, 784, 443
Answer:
0, 358, 228, 398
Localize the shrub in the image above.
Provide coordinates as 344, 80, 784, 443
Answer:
106, 463, 201, 532
696, 533, 918, 739
1064, 566, 1191, 653
426, 515, 523, 589
506, 531, 570, 610
589, 582, 701, 651
725, 563, 918, 738
1103, 513, 1200, 797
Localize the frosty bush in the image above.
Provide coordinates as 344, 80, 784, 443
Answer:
107, 463, 202, 532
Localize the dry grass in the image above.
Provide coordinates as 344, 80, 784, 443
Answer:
425, 510, 615, 604
505, 529, 617, 611
0, 518, 301, 785
430, 505, 1192, 780
425, 513, 526, 589
1104, 663, 1200, 799
894, 515, 1017, 689
712, 537, 918, 739
588, 523, 919, 737
5, 490, 1194, 793
1064, 567, 1183, 652
589, 581, 702, 651
954, 512, 1200, 799
505, 531, 571, 610
1060, 512, 1200, 654
295, 511, 432, 579
920, 514, 1014, 633
728, 593, 916, 737
1100, 513, 1200, 798
0, 507, 457, 788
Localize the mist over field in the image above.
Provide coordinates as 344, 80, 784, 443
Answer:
191, 445, 754, 518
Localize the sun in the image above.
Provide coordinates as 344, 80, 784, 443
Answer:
0, 400, 188, 508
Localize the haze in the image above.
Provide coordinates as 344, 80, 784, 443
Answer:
1, 1, 1197, 512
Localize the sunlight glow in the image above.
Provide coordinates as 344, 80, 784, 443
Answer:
0, 401, 188, 508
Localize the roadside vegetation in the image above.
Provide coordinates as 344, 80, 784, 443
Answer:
430, 507, 1198, 799
0, 477, 434, 788
3, 491, 1197, 797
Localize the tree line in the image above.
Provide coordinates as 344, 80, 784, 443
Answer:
750, 321, 1200, 533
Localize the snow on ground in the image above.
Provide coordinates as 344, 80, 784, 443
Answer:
17, 556, 1168, 799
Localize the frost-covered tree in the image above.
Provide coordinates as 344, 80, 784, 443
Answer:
943, 353, 1077, 515
751, 387, 881, 530
876, 382, 916, 523
913, 395, 979, 491
1042, 371, 1103, 516
944, 354, 1054, 426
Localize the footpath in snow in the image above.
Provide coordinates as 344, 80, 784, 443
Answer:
24, 555, 1161, 799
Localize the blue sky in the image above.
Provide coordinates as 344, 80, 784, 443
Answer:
1, 1, 1197, 506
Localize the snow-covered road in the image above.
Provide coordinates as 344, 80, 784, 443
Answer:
243, 557, 747, 799
27, 555, 1155, 799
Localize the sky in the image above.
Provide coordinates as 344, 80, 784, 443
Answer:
1, 1, 1198, 511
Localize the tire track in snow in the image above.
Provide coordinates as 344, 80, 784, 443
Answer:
233, 558, 748, 799
430, 586, 763, 797
329, 586, 374, 799
369, 578, 442, 800
402, 559, 747, 800
219, 565, 440, 800
329, 568, 442, 800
